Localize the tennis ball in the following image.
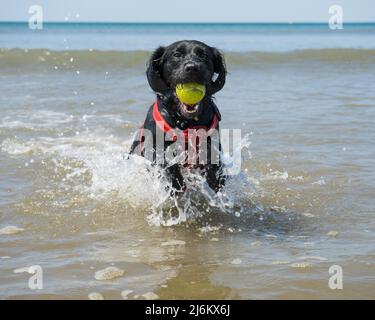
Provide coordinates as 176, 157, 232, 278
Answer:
175, 83, 206, 105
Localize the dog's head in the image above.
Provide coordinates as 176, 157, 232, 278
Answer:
147, 40, 226, 118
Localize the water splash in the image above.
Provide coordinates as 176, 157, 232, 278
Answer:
1, 124, 259, 227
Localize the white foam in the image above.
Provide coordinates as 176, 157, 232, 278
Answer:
1, 139, 35, 155
1, 117, 259, 226
262, 170, 289, 181
88, 292, 104, 300
94, 266, 125, 280
0, 110, 74, 130
141, 292, 159, 300
0, 226, 24, 235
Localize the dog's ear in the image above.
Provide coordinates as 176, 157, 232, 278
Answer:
208, 47, 226, 95
146, 46, 169, 94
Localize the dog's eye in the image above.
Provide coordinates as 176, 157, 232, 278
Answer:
195, 49, 206, 59
173, 52, 182, 58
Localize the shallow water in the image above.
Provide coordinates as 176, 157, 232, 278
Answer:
0, 23, 374, 299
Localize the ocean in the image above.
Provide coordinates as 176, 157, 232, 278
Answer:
0, 22, 374, 299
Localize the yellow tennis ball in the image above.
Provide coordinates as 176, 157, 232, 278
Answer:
175, 83, 206, 105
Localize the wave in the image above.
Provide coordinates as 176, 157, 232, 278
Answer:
0, 48, 150, 71
1, 48, 374, 71
227, 48, 375, 65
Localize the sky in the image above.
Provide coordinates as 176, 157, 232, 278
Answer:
1, 0, 374, 23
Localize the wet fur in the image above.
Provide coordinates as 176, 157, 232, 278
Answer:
129, 40, 227, 193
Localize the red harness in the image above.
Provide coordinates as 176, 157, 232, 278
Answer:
152, 99, 219, 142
137, 99, 221, 175
138, 100, 220, 162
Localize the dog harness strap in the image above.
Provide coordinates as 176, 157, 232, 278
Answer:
152, 99, 174, 133
152, 100, 219, 142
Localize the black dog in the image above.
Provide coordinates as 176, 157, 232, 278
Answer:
129, 40, 226, 194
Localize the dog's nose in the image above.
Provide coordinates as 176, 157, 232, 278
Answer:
184, 63, 199, 73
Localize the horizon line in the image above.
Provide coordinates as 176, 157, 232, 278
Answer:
1, 21, 374, 24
